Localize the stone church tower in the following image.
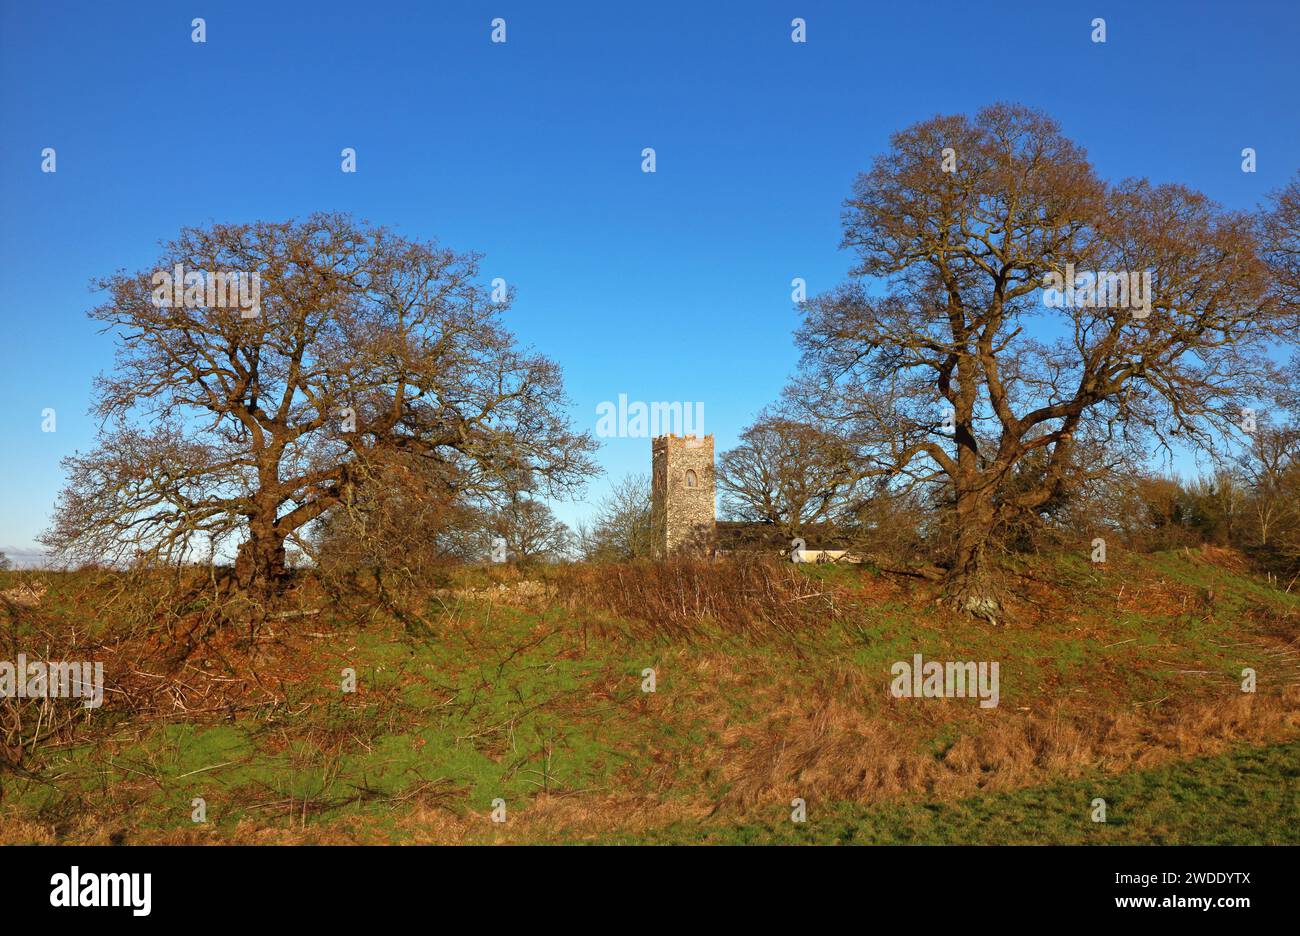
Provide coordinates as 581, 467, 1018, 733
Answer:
651, 434, 715, 555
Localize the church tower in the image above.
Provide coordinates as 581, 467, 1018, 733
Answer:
651, 434, 715, 555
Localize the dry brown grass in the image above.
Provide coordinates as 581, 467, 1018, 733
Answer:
0, 567, 349, 776
711, 684, 1300, 809
549, 555, 842, 640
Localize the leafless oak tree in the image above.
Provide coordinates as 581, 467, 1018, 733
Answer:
489, 496, 572, 563
42, 214, 596, 602
716, 413, 860, 540
791, 104, 1294, 618
1263, 171, 1300, 318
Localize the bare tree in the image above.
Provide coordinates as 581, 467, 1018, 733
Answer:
1235, 424, 1300, 549
42, 214, 597, 602
1262, 173, 1300, 436
792, 104, 1289, 618
576, 473, 654, 562
489, 496, 572, 564
1262, 171, 1300, 316
716, 413, 860, 540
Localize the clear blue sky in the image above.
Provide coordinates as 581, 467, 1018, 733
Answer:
2, 0, 1298, 556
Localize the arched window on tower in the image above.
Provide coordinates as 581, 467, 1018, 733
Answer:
685, 469, 697, 489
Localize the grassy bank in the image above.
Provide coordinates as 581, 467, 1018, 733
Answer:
1, 546, 1297, 844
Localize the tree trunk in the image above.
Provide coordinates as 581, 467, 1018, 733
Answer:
234, 523, 288, 602
943, 493, 1001, 622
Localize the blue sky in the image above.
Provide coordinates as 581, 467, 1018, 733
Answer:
2, 0, 1298, 556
